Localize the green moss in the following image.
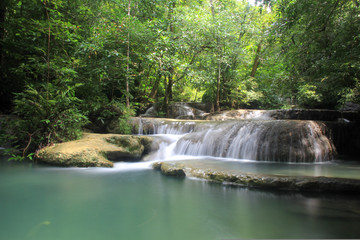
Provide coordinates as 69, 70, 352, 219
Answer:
37, 149, 114, 168
105, 136, 142, 153
36, 133, 155, 167
153, 162, 186, 177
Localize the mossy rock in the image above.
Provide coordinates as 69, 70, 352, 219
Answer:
36, 133, 154, 167
154, 161, 360, 193
153, 162, 186, 177
37, 149, 113, 168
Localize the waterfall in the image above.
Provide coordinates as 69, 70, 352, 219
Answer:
138, 118, 143, 135
152, 121, 196, 134
141, 119, 336, 163
139, 118, 202, 135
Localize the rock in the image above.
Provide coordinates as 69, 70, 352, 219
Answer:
153, 162, 186, 177
154, 161, 360, 193
341, 102, 360, 112
206, 109, 274, 121
205, 109, 360, 122
141, 102, 210, 119
36, 133, 154, 167
152, 162, 162, 170
104, 135, 152, 159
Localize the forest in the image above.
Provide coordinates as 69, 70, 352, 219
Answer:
0, 0, 359, 158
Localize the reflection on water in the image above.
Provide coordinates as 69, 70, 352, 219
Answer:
1, 164, 360, 240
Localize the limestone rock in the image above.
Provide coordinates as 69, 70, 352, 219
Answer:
36, 133, 153, 167
141, 102, 210, 119
153, 161, 360, 193
153, 162, 186, 177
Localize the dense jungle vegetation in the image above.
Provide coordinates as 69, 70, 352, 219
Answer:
0, 0, 359, 158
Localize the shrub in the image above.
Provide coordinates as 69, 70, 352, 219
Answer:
87, 99, 135, 134
297, 83, 322, 108
10, 80, 88, 157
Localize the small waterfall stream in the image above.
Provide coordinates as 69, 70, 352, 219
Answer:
140, 118, 336, 163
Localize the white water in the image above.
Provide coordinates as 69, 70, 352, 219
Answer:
152, 121, 197, 135
138, 118, 143, 135
142, 119, 335, 163
115, 118, 336, 172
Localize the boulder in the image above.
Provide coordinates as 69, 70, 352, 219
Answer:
341, 102, 360, 112
153, 161, 186, 177
141, 102, 210, 119
36, 133, 153, 167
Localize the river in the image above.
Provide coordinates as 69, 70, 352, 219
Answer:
1, 160, 360, 240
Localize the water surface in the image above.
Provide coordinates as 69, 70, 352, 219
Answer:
1, 164, 360, 240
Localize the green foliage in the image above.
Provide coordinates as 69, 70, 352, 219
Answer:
86, 99, 135, 134
105, 100, 135, 135
1, 0, 360, 163
297, 83, 322, 108
275, 0, 360, 108
12, 81, 88, 155
202, 89, 216, 104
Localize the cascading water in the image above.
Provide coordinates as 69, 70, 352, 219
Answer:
152, 121, 196, 134
138, 118, 143, 135
138, 118, 206, 135
142, 119, 336, 163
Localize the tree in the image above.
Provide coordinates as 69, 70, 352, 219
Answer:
126, 0, 131, 108
275, 0, 360, 107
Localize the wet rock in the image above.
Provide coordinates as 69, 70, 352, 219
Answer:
205, 109, 274, 121
153, 162, 186, 177
36, 133, 154, 167
105, 135, 153, 160
206, 109, 359, 122
37, 148, 114, 168
141, 102, 210, 119
154, 161, 360, 193
341, 102, 360, 112
152, 162, 162, 170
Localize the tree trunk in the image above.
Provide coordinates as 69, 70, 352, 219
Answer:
44, 0, 51, 85
209, 0, 215, 16
126, 0, 131, 108
216, 58, 221, 112
164, 76, 169, 117
149, 71, 161, 100
0, 0, 7, 111
163, 0, 176, 116
168, 68, 174, 102
210, 0, 221, 112
352, 0, 359, 7
0, 0, 7, 78
250, 42, 262, 78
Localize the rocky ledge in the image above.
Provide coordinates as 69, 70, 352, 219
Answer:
153, 161, 360, 193
36, 133, 153, 167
